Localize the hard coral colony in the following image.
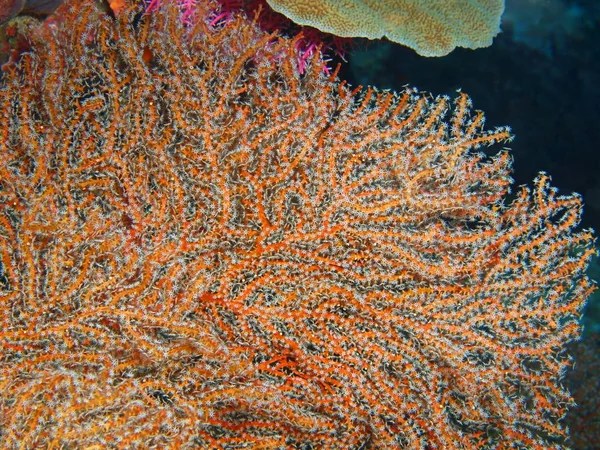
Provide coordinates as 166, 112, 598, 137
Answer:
0, 0, 595, 448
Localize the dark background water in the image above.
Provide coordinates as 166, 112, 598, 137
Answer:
342, 0, 600, 235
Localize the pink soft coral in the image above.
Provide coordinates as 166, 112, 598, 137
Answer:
146, 0, 352, 73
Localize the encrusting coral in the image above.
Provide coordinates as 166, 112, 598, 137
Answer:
264, 0, 506, 56
0, 0, 595, 448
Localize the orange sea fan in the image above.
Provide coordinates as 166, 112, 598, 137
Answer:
0, 0, 595, 448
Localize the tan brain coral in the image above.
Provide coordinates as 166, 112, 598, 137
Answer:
266, 0, 505, 56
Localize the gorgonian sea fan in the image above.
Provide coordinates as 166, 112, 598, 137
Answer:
0, 0, 595, 448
